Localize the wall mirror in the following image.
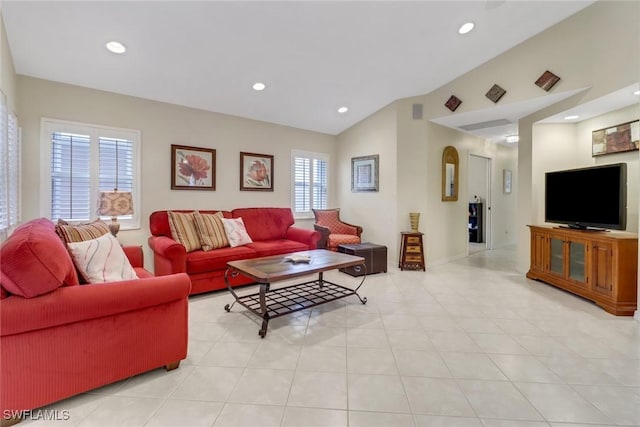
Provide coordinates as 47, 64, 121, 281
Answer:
442, 146, 459, 201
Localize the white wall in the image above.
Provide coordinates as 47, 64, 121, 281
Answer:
1, 12, 17, 110
16, 76, 337, 269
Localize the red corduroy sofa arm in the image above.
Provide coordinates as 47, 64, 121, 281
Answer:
122, 245, 144, 268
148, 235, 187, 275
286, 227, 321, 249
0, 273, 191, 336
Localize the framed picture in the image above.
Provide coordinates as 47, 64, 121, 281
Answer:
171, 144, 216, 190
503, 169, 512, 194
351, 154, 379, 192
592, 120, 639, 156
240, 152, 274, 191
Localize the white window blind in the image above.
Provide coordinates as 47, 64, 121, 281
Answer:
42, 119, 140, 229
0, 92, 21, 241
292, 150, 328, 217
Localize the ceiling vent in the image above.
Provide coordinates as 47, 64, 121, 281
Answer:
459, 118, 511, 131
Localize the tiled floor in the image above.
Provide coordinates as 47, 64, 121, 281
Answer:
23, 247, 640, 426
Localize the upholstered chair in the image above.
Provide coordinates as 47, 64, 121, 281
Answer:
312, 208, 362, 251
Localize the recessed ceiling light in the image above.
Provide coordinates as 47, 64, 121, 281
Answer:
252, 82, 266, 91
564, 115, 580, 120
505, 135, 519, 143
106, 41, 126, 54
337, 106, 349, 114
634, 90, 640, 95
458, 22, 475, 35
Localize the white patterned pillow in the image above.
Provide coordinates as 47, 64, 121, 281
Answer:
67, 233, 138, 283
222, 217, 253, 248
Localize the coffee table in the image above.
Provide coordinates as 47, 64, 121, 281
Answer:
224, 249, 367, 337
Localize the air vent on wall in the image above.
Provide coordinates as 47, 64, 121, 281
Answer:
412, 103, 423, 120
459, 118, 511, 131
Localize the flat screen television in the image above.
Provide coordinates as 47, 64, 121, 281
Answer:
545, 163, 627, 230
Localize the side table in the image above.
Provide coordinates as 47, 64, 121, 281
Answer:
399, 232, 425, 271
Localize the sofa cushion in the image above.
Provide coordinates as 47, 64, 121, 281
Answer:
167, 211, 201, 252
150, 210, 232, 237
246, 240, 309, 257
55, 219, 110, 244
194, 211, 229, 251
222, 217, 253, 247
231, 208, 294, 241
0, 218, 79, 298
185, 246, 256, 274
67, 233, 138, 283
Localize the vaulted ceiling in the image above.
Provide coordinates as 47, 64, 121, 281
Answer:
3, 1, 600, 139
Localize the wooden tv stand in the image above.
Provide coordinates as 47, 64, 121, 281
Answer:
527, 225, 638, 316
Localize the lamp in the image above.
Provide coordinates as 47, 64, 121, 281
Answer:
98, 191, 133, 236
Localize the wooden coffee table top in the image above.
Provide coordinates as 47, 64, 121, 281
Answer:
227, 249, 364, 283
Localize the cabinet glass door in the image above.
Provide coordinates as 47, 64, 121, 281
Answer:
549, 237, 564, 275
568, 241, 586, 283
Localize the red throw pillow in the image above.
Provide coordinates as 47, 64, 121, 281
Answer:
0, 218, 79, 298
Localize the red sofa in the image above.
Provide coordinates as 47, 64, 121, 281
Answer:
148, 207, 321, 294
0, 218, 191, 419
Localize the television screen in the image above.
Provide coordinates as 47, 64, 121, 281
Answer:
545, 163, 627, 230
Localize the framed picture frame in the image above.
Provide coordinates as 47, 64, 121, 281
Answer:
351, 154, 379, 192
592, 120, 639, 156
240, 152, 274, 191
171, 144, 216, 190
503, 169, 512, 194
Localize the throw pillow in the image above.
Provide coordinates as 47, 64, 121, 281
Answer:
55, 219, 110, 244
67, 233, 138, 283
193, 211, 229, 251
222, 217, 253, 247
167, 211, 201, 252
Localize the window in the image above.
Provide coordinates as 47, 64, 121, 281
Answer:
0, 92, 21, 241
41, 119, 140, 229
291, 150, 328, 218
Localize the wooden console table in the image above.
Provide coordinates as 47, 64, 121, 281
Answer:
399, 231, 425, 271
527, 225, 638, 316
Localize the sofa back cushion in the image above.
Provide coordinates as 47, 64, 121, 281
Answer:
150, 210, 231, 237
193, 211, 229, 251
231, 207, 294, 241
167, 211, 202, 253
0, 218, 79, 298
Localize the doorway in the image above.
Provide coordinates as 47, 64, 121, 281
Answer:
468, 154, 492, 254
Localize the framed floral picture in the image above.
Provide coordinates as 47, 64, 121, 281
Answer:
240, 152, 273, 191
171, 144, 216, 190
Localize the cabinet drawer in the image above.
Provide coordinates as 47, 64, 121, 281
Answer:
404, 255, 423, 262
406, 245, 422, 253
406, 236, 421, 244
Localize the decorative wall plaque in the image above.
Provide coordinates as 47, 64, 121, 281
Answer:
445, 95, 462, 112
485, 84, 506, 103
535, 70, 561, 91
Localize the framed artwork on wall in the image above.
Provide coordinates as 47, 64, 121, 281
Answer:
171, 144, 216, 190
592, 120, 639, 156
351, 155, 379, 192
240, 152, 274, 191
503, 169, 512, 194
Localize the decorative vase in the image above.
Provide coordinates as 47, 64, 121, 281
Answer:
409, 212, 420, 232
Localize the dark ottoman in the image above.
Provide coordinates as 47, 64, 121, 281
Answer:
338, 242, 388, 277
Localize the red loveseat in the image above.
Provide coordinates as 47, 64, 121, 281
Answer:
0, 218, 191, 420
148, 207, 321, 295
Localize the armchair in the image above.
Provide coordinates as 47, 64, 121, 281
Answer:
312, 208, 362, 251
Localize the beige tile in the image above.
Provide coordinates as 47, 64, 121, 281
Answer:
296, 345, 347, 373
212, 403, 283, 427
346, 327, 390, 348
415, 415, 482, 426
488, 354, 563, 383
144, 399, 223, 427
347, 347, 398, 375
228, 368, 294, 405
247, 341, 301, 369
386, 329, 435, 351
287, 371, 348, 409
281, 407, 348, 427
457, 380, 543, 421
349, 411, 416, 427
347, 374, 411, 413
467, 333, 529, 355
171, 366, 243, 402
76, 396, 162, 427
572, 384, 640, 426
403, 377, 475, 417
394, 349, 451, 378
199, 341, 259, 368
427, 331, 482, 353
441, 352, 507, 381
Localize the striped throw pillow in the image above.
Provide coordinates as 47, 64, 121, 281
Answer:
167, 211, 201, 252
194, 211, 229, 251
56, 219, 111, 244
